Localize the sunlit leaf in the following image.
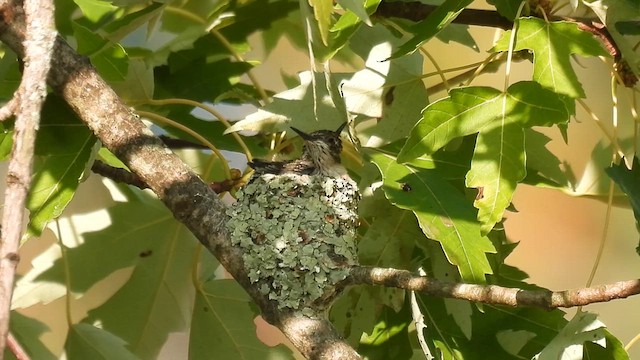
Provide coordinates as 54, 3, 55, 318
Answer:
368, 149, 495, 283
226, 71, 347, 133
26, 97, 97, 239
493, 18, 609, 98
534, 312, 612, 360
342, 24, 426, 146
398, 82, 568, 232
337, 0, 372, 26
308, 0, 333, 45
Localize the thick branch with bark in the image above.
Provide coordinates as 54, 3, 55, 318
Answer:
0, 1, 360, 359
350, 267, 640, 308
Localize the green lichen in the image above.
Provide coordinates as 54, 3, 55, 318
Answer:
226, 173, 359, 313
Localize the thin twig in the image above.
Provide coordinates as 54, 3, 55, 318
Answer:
91, 160, 148, 189
0, 98, 17, 122
350, 266, 640, 308
6, 332, 29, 360
0, 0, 55, 354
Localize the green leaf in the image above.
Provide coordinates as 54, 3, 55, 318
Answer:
103, 2, 165, 42
584, 330, 630, 360
417, 293, 568, 359
398, 82, 568, 232
73, 0, 117, 24
399, 82, 568, 162
308, 0, 333, 45
111, 59, 155, 102
390, 0, 473, 59
486, 0, 521, 20
493, 18, 609, 98
342, 24, 427, 146
359, 197, 418, 269
467, 124, 525, 234
5, 312, 56, 360
534, 312, 610, 359
72, 22, 129, 81
66, 324, 140, 360
605, 158, 640, 224
52, 193, 200, 359
226, 71, 347, 133
358, 303, 414, 359
336, 0, 371, 26
189, 279, 292, 358
26, 96, 97, 239
368, 149, 495, 283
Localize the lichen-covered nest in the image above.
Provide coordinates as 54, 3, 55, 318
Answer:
227, 173, 359, 314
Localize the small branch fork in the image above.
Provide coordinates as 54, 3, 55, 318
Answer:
349, 267, 640, 308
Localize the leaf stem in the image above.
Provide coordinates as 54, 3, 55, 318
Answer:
576, 98, 625, 159
583, 180, 614, 291
137, 110, 232, 179
55, 220, 74, 326
144, 98, 253, 161
420, 48, 449, 92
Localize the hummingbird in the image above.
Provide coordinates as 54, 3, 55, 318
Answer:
248, 123, 348, 178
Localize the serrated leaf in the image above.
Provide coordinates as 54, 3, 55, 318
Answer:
368, 149, 495, 283
226, 71, 347, 133
467, 124, 525, 234
73, 0, 117, 23
336, 0, 371, 26
605, 157, 640, 224
26, 97, 97, 239
103, 2, 165, 42
66, 324, 140, 360
534, 312, 608, 360
390, 0, 473, 59
493, 18, 609, 98
399, 82, 568, 162
189, 279, 291, 359
50, 193, 200, 359
416, 253, 568, 359
398, 82, 568, 232
342, 24, 426, 146
73, 21, 129, 82
308, 0, 333, 45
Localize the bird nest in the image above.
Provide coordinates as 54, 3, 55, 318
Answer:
226, 173, 359, 315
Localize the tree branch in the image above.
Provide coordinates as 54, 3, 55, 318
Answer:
0, 0, 55, 354
350, 266, 640, 308
90, 160, 149, 189
375, 0, 638, 87
0, 1, 359, 358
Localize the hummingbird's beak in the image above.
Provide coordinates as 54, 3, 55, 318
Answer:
334, 122, 347, 134
290, 127, 312, 140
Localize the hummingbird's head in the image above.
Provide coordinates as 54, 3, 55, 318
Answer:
291, 123, 347, 174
